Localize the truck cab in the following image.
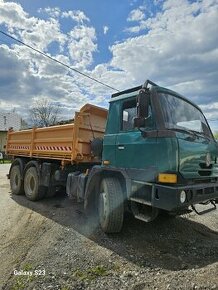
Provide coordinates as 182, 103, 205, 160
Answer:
86, 80, 218, 232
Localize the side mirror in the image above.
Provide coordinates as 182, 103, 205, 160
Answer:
134, 89, 150, 128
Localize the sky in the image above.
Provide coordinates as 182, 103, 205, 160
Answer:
0, 0, 217, 131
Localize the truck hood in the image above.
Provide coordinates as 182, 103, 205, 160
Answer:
178, 137, 218, 179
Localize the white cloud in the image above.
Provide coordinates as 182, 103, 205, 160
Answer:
0, 43, 90, 120
67, 25, 97, 68
62, 10, 90, 23
0, 1, 93, 119
38, 7, 90, 24
20, 18, 66, 51
111, 0, 218, 106
0, 1, 66, 51
200, 102, 218, 131
38, 7, 61, 18
0, 1, 100, 120
127, 8, 145, 21
103, 26, 109, 35
0, 0, 36, 29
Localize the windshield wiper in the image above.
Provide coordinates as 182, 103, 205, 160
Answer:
167, 127, 198, 139
189, 130, 211, 141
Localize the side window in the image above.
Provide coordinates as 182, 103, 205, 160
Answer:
121, 98, 155, 131
122, 99, 137, 131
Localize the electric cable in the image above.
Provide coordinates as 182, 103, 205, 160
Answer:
0, 30, 120, 92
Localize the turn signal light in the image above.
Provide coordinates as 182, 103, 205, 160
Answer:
158, 173, 177, 183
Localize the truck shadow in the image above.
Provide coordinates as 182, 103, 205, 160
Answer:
11, 193, 218, 272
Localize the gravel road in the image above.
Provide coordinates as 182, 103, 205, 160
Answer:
0, 164, 217, 290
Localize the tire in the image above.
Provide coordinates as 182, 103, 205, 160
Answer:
10, 165, 24, 195
24, 166, 45, 201
98, 177, 124, 233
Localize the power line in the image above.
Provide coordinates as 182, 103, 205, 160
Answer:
0, 30, 120, 92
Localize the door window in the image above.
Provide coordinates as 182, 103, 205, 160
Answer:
121, 99, 155, 131
122, 99, 137, 131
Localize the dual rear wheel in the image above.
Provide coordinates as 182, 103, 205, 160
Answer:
10, 164, 46, 201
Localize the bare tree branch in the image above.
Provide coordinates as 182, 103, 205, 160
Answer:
30, 99, 61, 127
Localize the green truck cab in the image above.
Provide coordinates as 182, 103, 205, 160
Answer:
84, 80, 218, 232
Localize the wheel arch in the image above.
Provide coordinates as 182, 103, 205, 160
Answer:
24, 160, 40, 176
9, 157, 28, 180
84, 167, 129, 214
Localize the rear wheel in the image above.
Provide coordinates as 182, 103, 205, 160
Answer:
24, 166, 45, 201
10, 165, 24, 195
98, 177, 124, 233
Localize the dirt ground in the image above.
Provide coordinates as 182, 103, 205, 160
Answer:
0, 164, 217, 290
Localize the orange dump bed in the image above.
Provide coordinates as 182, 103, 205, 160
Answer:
6, 104, 107, 163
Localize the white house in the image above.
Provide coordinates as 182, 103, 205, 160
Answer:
0, 112, 22, 131
0, 112, 22, 152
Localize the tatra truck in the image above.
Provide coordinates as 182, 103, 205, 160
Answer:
6, 80, 218, 233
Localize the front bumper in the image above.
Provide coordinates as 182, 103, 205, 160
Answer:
152, 182, 218, 211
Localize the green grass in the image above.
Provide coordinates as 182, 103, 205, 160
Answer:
73, 265, 109, 281
0, 160, 11, 164
11, 275, 35, 290
11, 276, 26, 290
23, 263, 33, 271
11, 263, 35, 290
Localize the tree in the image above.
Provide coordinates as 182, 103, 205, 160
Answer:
30, 98, 61, 127
20, 118, 29, 130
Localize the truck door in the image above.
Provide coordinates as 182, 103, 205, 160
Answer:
115, 97, 157, 171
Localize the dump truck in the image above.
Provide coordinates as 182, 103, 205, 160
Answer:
7, 80, 218, 233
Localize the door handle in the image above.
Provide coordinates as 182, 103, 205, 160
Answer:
118, 145, 125, 150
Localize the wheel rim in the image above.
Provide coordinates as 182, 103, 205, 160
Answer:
26, 171, 36, 194
14, 174, 19, 187
11, 167, 20, 191
29, 176, 35, 191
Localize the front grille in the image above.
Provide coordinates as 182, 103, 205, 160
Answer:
198, 163, 213, 176
180, 160, 218, 178
199, 163, 212, 169
195, 185, 218, 196
198, 161, 215, 176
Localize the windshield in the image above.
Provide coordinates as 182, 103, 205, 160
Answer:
159, 93, 212, 138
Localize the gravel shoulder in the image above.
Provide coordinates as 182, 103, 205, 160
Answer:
0, 164, 217, 290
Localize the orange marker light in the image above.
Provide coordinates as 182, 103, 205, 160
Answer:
158, 173, 177, 183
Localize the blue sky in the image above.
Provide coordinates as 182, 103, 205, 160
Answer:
0, 0, 218, 131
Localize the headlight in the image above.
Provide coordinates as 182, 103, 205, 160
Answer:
180, 190, 186, 203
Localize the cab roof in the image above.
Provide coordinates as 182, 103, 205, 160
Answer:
110, 79, 203, 113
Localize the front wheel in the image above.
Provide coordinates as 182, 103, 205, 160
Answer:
98, 177, 124, 233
